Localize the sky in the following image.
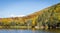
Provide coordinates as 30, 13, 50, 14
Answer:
0, 0, 60, 18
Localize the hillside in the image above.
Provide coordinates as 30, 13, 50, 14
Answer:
0, 3, 60, 29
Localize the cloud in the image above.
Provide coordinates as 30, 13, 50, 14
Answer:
10, 14, 25, 17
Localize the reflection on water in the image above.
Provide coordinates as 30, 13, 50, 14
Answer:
0, 29, 60, 33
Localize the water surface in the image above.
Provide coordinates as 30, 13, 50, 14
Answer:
0, 29, 60, 33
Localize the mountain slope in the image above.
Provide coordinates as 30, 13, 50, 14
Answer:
0, 3, 60, 29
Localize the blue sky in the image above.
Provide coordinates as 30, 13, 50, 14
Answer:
0, 0, 60, 18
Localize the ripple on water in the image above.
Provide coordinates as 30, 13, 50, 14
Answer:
0, 29, 60, 33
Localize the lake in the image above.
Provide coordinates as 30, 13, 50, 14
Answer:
0, 29, 60, 33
